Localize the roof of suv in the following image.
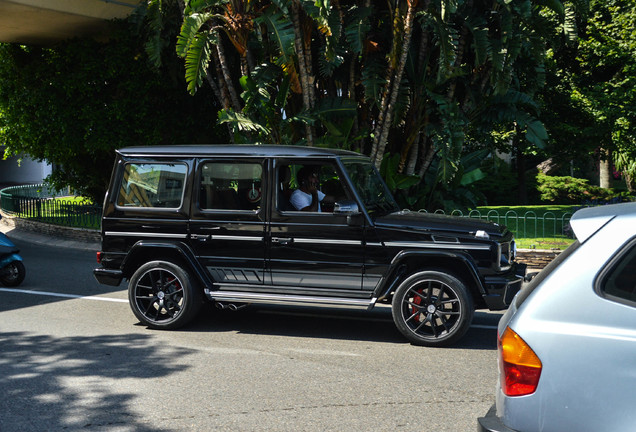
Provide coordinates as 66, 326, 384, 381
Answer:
117, 145, 365, 159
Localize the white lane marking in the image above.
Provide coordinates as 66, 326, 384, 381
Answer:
0, 288, 128, 303
0, 288, 501, 330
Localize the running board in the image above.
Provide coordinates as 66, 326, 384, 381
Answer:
205, 289, 377, 310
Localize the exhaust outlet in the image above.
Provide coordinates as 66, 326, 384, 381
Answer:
215, 302, 247, 311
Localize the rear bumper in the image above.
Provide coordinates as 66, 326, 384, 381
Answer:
93, 267, 123, 286
478, 405, 518, 432
482, 263, 526, 310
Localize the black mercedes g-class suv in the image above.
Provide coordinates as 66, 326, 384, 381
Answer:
94, 145, 525, 346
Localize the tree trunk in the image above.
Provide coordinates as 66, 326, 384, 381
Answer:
215, 31, 242, 111
625, 174, 636, 193
515, 130, 527, 205
291, 1, 314, 146
417, 137, 436, 178
599, 149, 613, 189
405, 134, 419, 175
371, 0, 418, 168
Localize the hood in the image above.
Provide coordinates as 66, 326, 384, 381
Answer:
373, 210, 508, 238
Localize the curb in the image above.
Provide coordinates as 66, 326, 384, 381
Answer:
0, 211, 100, 252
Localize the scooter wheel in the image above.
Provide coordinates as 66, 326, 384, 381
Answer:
1, 261, 26, 287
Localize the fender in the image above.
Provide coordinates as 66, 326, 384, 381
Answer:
121, 240, 214, 288
0, 253, 22, 268
373, 249, 485, 300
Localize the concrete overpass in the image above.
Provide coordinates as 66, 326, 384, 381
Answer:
0, 0, 138, 45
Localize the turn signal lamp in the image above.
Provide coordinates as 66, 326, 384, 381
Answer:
499, 327, 542, 396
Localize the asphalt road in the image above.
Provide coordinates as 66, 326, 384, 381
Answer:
0, 236, 503, 432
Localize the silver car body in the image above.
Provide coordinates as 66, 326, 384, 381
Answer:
494, 202, 636, 432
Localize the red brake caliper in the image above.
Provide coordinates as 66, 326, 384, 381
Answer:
411, 289, 423, 322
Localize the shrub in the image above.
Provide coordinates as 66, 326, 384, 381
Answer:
536, 173, 621, 204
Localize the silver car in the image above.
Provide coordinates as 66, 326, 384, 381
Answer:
478, 202, 636, 432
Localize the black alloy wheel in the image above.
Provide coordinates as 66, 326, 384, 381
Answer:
128, 261, 202, 329
392, 270, 474, 347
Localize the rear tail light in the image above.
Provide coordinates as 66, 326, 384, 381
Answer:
499, 327, 542, 396
96, 252, 103, 264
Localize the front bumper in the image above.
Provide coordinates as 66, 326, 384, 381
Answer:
478, 405, 518, 432
482, 263, 526, 310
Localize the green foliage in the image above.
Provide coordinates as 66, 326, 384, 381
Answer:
539, 0, 636, 189
397, 149, 489, 212
164, 0, 573, 208
379, 153, 420, 193
0, 20, 225, 203
536, 173, 622, 203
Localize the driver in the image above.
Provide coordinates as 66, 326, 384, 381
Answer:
290, 167, 326, 212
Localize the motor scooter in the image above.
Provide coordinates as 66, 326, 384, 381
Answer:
0, 214, 26, 287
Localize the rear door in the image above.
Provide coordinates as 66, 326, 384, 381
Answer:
102, 158, 192, 253
189, 158, 267, 287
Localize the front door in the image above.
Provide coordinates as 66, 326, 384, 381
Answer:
267, 159, 366, 297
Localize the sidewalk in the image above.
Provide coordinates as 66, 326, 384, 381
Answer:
0, 215, 99, 252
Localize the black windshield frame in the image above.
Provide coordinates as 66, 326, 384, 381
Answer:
341, 159, 400, 217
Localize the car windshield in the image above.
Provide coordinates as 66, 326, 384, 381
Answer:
342, 160, 400, 216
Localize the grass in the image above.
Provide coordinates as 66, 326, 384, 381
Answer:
474, 205, 578, 250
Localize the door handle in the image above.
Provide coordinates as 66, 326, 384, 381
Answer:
272, 237, 293, 245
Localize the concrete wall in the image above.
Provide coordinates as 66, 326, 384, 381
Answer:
0, 153, 52, 186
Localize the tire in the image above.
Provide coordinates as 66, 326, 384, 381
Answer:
0, 261, 26, 287
128, 261, 203, 330
392, 270, 474, 347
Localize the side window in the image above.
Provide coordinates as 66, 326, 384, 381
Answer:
600, 241, 636, 305
278, 162, 349, 213
117, 163, 186, 208
199, 161, 263, 211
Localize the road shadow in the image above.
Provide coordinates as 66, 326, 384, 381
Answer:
183, 303, 499, 350
0, 331, 193, 431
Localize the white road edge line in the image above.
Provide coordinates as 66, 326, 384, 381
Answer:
0, 288, 128, 303
0, 288, 501, 329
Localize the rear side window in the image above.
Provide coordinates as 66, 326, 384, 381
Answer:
599, 239, 636, 306
117, 163, 187, 208
199, 161, 263, 211
515, 241, 581, 308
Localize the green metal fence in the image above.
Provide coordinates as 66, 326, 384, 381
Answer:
419, 208, 574, 249
0, 184, 101, 229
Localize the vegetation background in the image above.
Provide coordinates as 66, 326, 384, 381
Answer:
0, 0, 634, 210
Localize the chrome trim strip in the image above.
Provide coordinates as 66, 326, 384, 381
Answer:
293, 238, 362, 246
206, 290, 375, 308
384, 241, 491, 251
210, 235, 264, 242
104, 232, 187, 239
